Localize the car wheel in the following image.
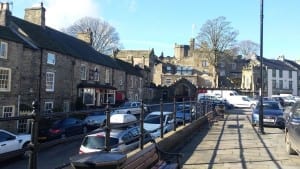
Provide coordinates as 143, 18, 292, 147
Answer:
127, 111, 131, 114
22, 142, 30, 158
285, 132, 297, 155
101, 120, 106, 127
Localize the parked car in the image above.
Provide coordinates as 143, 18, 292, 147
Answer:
143, 111, 174, 138
112, 101, 148, 115
272, 95, 296, 106
42, 117, 87, 140
285, 101, 300, 155
79, 114, 151, 154
0, 129, 31, 157
83, 111, 118, 130
175, 104, 195, 125
251, 100, 285, 129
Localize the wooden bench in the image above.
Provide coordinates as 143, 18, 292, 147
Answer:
122, 140, 182, 169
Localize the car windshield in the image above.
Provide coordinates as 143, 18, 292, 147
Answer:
293, 103, 300, 118
82, 135, 119, 149
177, 105, 190, 112
144, 115, 163, 124
120, 102, 131, 108
90, 112, 105, 116
256, 102, 280, 110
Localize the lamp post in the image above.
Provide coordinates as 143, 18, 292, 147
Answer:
258, 0, 265, 134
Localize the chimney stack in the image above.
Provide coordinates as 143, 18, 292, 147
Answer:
0, 2, 12, 26
24, 2, 46, 27
190, 38, 195, 51
77, 28, 93, 45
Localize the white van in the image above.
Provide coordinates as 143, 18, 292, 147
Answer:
206, 90, 239, 100
226, 95, 257, 108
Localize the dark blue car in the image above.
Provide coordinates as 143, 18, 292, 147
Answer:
175, 104, 195, 125
251, 101, 285, 129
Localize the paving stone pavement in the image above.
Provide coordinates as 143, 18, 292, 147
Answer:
178, 109, 300, 169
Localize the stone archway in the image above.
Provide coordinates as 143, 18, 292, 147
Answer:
170, 78, 197, 101
174, 83, 190, 99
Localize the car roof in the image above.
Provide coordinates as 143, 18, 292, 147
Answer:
86, 127, 138, 138
148, 111, 173, 115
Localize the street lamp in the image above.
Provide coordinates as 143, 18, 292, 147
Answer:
258, 0, 265, 134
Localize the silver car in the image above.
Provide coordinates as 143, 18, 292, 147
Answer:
79, 126, 151, 154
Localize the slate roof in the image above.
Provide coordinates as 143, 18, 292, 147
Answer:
0, 25, 33, 49
5, 16, 120, 70
256, 56, 296, 71
115, 59, 143, 77
284, 59, 300, 69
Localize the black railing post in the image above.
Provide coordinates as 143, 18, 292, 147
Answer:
104, 104, 111, 152
160, 98, 163, 138
183, 98, 186, 126
173, 97, 176, 131
139, 100, 144, 149
28, 100, 39, 169
190, 97, 193, 123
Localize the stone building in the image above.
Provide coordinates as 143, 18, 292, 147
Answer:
114, 38, 249, 100
0, 2, 145, 131
241, 55, 298, 97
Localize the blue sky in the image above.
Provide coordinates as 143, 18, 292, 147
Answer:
7, 0, 300, 60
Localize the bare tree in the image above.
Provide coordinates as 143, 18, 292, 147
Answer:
238, 40, 259, 57
64, 17, 122, 55
196, 16, 238, 88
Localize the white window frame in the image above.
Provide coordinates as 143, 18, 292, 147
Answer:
231, 63, 236, 70
44, 101, 54, 113
2, 106, 14, 118
0, 41, 8, 59
46, 72, 55, 92
139, 78, 142, 88
63, 101, 70, 112
47, 53, 56, 65
165, 78, 172, 85
131, 76, 134, 88
80, 65, 87, 80
0, 67, 11, 92
94, 68, 100, 81
105, 69, 110, 83
202, 60, 208, 67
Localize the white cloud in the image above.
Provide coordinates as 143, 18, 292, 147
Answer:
41, 0, 101, 30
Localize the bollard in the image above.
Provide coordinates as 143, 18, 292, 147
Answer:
139, 100, 144, 150
160, 98, 163, 138
104, 104, 111, 152
28, 100, 39, 169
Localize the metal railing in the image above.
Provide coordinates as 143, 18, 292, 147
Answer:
0, 98, 217, 169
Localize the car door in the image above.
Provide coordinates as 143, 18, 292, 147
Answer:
290, 106, 300, 150
0, 131, 19, 154
65, 118, 81, 136
131, 102, 139, 114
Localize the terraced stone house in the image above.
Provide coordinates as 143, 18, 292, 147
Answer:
0, 3, 146, 131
